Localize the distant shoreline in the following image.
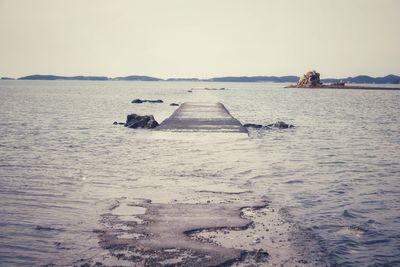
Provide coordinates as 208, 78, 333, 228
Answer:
1, 74, 400, 84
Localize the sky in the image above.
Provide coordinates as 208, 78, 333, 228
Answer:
0, 0, 399, 79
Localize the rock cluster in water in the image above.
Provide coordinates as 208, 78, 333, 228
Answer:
124, 114, 159, 129
243, 121, 294, 129
243, 123, 264, 129
131, 99, 163, 104
202, 87, 226, 91
268, 121, 294, 129
296, 70, 322, 87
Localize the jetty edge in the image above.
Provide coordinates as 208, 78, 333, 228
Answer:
156, 102, 248, 133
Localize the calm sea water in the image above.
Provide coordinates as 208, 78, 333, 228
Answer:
0, 80, 399, 266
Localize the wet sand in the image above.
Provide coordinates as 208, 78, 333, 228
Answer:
98, 199, 266, 266
94, 196, 325, 266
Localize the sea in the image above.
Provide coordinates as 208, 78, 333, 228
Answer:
0, 80, 399, 266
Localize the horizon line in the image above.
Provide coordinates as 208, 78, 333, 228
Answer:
2, 73, 400, 80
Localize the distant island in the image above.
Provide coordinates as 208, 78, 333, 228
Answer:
18, 75, 109, 81
113, 75, 163, 81
1, 73, 400, 84
286, 71, 400, 90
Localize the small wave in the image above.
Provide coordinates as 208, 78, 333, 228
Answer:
238, 169, 253, 175
364, 239, 390, 245
318, 161, 347, 165
34, 225, 64, 232
285, 180, 304, 184
342, 210, 357, 218
335, 225, 368, 238
349, 225, 368, 233
248, 175, 267, 181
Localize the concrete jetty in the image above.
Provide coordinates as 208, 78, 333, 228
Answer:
157, 102, 247, 133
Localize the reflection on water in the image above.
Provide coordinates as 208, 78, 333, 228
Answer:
0, 80, 399, 266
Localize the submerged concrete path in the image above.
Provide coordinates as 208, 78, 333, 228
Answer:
157, 102, 247, 133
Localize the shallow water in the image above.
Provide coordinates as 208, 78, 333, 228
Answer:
0, 80, 399, 266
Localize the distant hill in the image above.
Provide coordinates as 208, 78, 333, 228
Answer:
18, 74, 162, 81
15, 74, 300, 82
10, 74, 400, 84
19, 75, 108, 81
322, 74, 400, 84
112, 75, 162, 81
166, 78, 201, 81
207, 76, 299, 83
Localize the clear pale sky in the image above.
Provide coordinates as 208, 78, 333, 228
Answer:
0, 0, 399, 78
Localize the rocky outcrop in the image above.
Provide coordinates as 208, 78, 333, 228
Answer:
267, 121, 294, 129
125, 114, 159, 129
296, 70, 322, 87
169, 103, 180, 106
243, 121, 294, 129
203, 88, 226, 91
243, 123, 263, 129
131, 99, 163, 104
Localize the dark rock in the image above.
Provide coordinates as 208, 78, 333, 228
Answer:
34, 225, 59, 231
204, 87, 226, 90
131, 99, 163, 104
267, 121, 294, 129
253, 249, 269, 262
187, 90, 193, 93
125, 114, 159, 129
243, 123, 264, 129
147, 118, 159, 128
331, 80, 346, 87
147, 99, 163, 103
113, 121, 118, 125
170, 103, 179, 106
244, 121, 294, 129
131, 99, 143, 104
